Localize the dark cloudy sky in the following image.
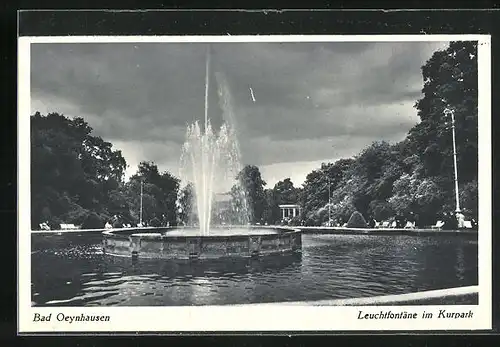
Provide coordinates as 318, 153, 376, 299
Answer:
30, 41, 449, 187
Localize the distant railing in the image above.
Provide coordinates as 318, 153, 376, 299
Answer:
296, 226, 478, 235
31, 226, 164, 234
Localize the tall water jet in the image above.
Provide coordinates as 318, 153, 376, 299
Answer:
204, 43, 210, 131
103, 46, 302, 262
178, 45, 250, 235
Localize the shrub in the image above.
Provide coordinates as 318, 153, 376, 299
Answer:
64, 206, 90, 226
82, 212, 105, 229
460, 180, 478, 219
47, 218, 61, 230
368, 200, 394, 221
150, 217, 161, 227
305, 218, 317, 226
346, 211, 368, 228
289, 216, 302, 226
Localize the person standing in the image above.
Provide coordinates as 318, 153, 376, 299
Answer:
447, 211, 458, 230
456, 211, 465, 229
368, 216, 376, 228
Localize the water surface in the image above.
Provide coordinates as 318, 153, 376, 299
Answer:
31, 233, 478, 306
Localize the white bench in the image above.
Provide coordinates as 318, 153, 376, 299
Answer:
404, 221, 415, 229
431, 221, 445, 229
463, 221, 473, 229
60, 224, 79, 230
378, 221, 390, 228
39, 223, 50, 231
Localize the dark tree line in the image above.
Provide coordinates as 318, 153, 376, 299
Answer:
295, 41, 479, 226
31, 112, 179, 229
226, 41, 479, 227
31, 41, 478, 229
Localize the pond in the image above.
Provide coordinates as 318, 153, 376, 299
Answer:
31, 232, 478, 306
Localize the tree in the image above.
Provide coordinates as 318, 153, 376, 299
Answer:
177, 183, 194, 225
409, 41, 478, 183
30, 112, 127, 228
228, 184, 251, 225
389, 174, 447, 226
232, 165, 268, 224
128, 161, 180, 225
106, 184, 133, 222
300, 159, 354, 225
344, 141, 405, 217
273, 178, 299, 204
368, 200, 395, 221
263, 188, 280, 224
460, 179, 478, 219
263, 178, 301, 224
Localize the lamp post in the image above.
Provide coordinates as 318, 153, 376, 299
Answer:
139, 179, 144, 227
443, 107, 461, 213
328, 178, 332, 226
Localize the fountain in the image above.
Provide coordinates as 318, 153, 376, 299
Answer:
102, 45, 302, 260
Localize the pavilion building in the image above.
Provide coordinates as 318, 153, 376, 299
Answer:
279, 204, 301, 220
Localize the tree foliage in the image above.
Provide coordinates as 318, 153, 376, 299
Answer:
31, 112, 179, 229
231, 165, 268, 224
410, 41, 478, 183
128, 161, 180, 224
31, 112, 127, 228
297, 41, 478, 226
300, 159, 354, 224
263, 178, 302, 224
177, 183, 194, 225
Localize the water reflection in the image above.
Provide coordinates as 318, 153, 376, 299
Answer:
31, 233, 478, 306
112, 253, 303, 279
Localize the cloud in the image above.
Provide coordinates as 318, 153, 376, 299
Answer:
30, 40, 450, 184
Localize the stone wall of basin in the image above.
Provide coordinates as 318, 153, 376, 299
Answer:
102, 228, 302, 260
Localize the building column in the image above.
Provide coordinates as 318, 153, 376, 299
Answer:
281, 208, 285, 219
292, 208, 296, 217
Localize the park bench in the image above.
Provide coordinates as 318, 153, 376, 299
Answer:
60, 224, 79, 230
39, 223, 50, 230
431, 221, 445, 229
404, 221, 416, 229
378, 221, 390, 228
463, 221, 473, 229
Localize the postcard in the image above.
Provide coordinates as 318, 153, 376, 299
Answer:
18, 31, 491, 333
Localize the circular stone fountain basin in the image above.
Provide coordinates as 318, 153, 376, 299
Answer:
102, 227, 302, 260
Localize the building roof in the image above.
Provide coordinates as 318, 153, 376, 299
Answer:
278, 204, 300, 208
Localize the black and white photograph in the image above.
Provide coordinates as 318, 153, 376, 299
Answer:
18, 33, 491, 332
